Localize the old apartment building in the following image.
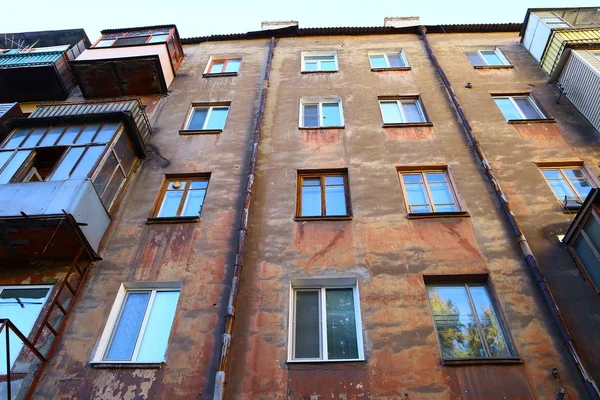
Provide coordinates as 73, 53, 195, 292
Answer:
0, 6, 598, 400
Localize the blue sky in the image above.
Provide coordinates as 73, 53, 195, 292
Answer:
1, 0, 597, 41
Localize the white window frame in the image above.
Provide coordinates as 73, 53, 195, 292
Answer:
591, 51, 600, 62
301, 51, 339, 72
467, 48, 511, 66
299, 98, 344, 128
368, 51, 409, 69
203, 56, 243, 75
378, 99, 427, 124
493, 95, 546, 120
92, 282, 182, 364
183, 105, 230, 131
287, 277, 364, 362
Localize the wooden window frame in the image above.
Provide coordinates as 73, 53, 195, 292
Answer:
299, 98, 344, 129
424, 277, 520, 365
180, 104, 231, 133
368, 51, 410, 70
287, 278, 364, 363
378, 97, 429, 125
295, 169, 352, 220
566, 207, 600, 294
397, 166, 468, 218
204, 57, 242, 76
538, 164, 595, 208
492, 95, 547, 121
149, 174, 210, 223
301, 51, 339, 72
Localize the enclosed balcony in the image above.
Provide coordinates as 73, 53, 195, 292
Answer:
70, 25, 183, 97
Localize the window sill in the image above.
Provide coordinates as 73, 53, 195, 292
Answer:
202, 72, 238, 78
474, 65, 514, 70
179, 129, 223, 135
407, 211, 470, 219
146, 216, 200, 224
507, 118, 555, 124
371, 66, 411, 72
441, 357, 522, 366
90, 361, 164, 369
298, 126, 345, 130
301, 70, 339, 74
382, 122, 433, 128
295, 215, 353, 221
287, 358, 365, 364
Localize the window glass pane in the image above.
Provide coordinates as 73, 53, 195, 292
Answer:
0, 151, 13, 171
325, 185, 347, 215
321, 60, 337, 71
369, 55, 387, 69
181, 188, 207, 217
325, 176, 344, 185
380, 102, 403, 123
190, 180, 208, 189
188, 108, 208, 130
548, 178, 577, 200
0, 150, 31, 183
209, 61, 225, 73
0, 287, 50, 374
58, 125, 83, 145
303, 104, 319, 127
494, 98, 522, 120
114, 36, 148, 46
77, 124, 101, 144
92, 153, 119, 196
304, 62, 318, 71
158, 188, 184, 217
388, 54, 404, 67
294, 291, 321, 359
322, 103, 341, 127
481, 51, 503, 65
49, 147, 85, 181
326, 288, 358, 360
564, 169, 592, 199
514, 98, 542, 119
3, 128, 30, 148
94, 123, 121, 143
429, 183, 455, 207
22, 128, 47, 147
39, 126, 66, 147
101, 169, 125, 206
137, 291, 180, 362
402, 174, 423, 184
70, 145, 105, 179
466, 52, 485, 67
542, 169, 561, 179
95, 39, 115, 48
224, 59, 241, 73
405, 183, 429, 206
468, 285, 510, 357
402, 101, 424, 122
574, 235, 600, 290
584, 215, 600, 253
114, 133, 136, 176
148, 34, 169, 43
206, 107, 229, 130
302, 183, 321, 216
105, 292, 150, 361
427, 285, 486, 359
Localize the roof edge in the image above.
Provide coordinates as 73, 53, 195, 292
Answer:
101, 24, 177, 34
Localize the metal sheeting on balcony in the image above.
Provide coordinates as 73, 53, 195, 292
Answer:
0, 51, 63, 68
558, 50, 600, 132
541, 28, 600, 74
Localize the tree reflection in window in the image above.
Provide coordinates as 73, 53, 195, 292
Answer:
427, 283, 511, 359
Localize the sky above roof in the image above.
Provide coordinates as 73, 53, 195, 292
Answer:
2, 0, 598, 42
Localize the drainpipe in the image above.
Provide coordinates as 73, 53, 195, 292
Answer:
213, 36, 276, 400
418, 26, 600, 399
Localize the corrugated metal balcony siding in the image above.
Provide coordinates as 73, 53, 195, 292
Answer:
0, 51, 63, 68
558, 50, 600, 132
31, 98, 152, 144
541, 28, 600, 74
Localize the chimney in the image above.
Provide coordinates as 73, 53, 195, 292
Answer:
384, 17, 420, 28
261, 21, 299, 30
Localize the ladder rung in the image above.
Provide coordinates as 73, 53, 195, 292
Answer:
56, 301, 67, 315
45, 322, 58, 336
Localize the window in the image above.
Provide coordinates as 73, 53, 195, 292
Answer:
297, 170, 350, 218
369, 51, 409, 69
93, 283, 180, 363
540, 166, 594, 208
398, 169, 462, 214
204, 57, 242, 75
568, 209, 600, 292
591, 51, 600, 62
466, 48, 511, 67
539, 14, 571, 28
379, 98, 427, 124
426, 281, 514, 360
493, 96, 546, 121
0, 286, 51, 374
183, 106, 230, 131
153, 175, 209, 219
92, 29, 175, 48
300, 99, 344, 128
289, 279, 363, 361
301, 51, 338, 72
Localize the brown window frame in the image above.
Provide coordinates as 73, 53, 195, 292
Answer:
295, 169, 352, 220
397, 166, 468, 218
149, 174, 210, 223
205, 58, 242, 75
566, 207, 600, 294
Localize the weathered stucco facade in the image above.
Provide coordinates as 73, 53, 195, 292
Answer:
1, 16, 599, 400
